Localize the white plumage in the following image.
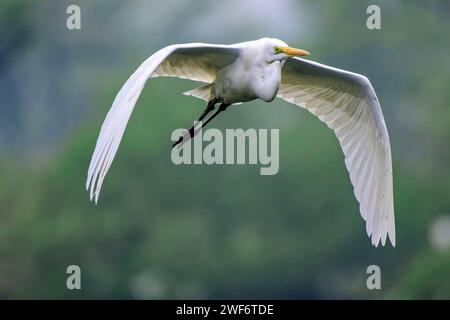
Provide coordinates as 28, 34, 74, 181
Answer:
86, 38, 395, 247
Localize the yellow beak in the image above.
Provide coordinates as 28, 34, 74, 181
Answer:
280, 46, 310, 57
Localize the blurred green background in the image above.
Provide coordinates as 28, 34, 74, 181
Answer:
1, 0, 450, 299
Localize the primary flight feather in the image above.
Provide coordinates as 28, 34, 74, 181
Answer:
86, 38, 395, 247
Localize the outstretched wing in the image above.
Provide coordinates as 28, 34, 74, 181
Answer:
86, 43, 240, 203
278, 57, 395, 247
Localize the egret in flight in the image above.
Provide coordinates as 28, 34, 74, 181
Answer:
86, 38, 395, 247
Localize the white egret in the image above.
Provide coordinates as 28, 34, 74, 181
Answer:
86, 38, 395, 247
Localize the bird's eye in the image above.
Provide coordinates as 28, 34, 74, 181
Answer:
274, 46, 281, 54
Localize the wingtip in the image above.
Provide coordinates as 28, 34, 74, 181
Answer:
87, 191, 99, 205
94, 190, 100, 205
89, 189, 95, 203
389, 233, 396, 247
370, 231, 396, 248
389, 217, 396, 247
372, 237, 379, 247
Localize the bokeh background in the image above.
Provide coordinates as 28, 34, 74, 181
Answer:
1, 0, 449, 299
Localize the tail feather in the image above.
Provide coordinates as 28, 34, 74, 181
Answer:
183, 84, 214, 102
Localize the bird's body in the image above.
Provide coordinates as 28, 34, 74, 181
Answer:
214, 39, 287, 103
86, 38, 396, 247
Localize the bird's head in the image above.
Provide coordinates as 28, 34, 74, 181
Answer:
264, 38, 310, 63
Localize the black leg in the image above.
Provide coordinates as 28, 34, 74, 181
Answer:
172, 98, 218, 148
172, 102, 231, 149
200, 103, 230, 128
197, 98, 218, 122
